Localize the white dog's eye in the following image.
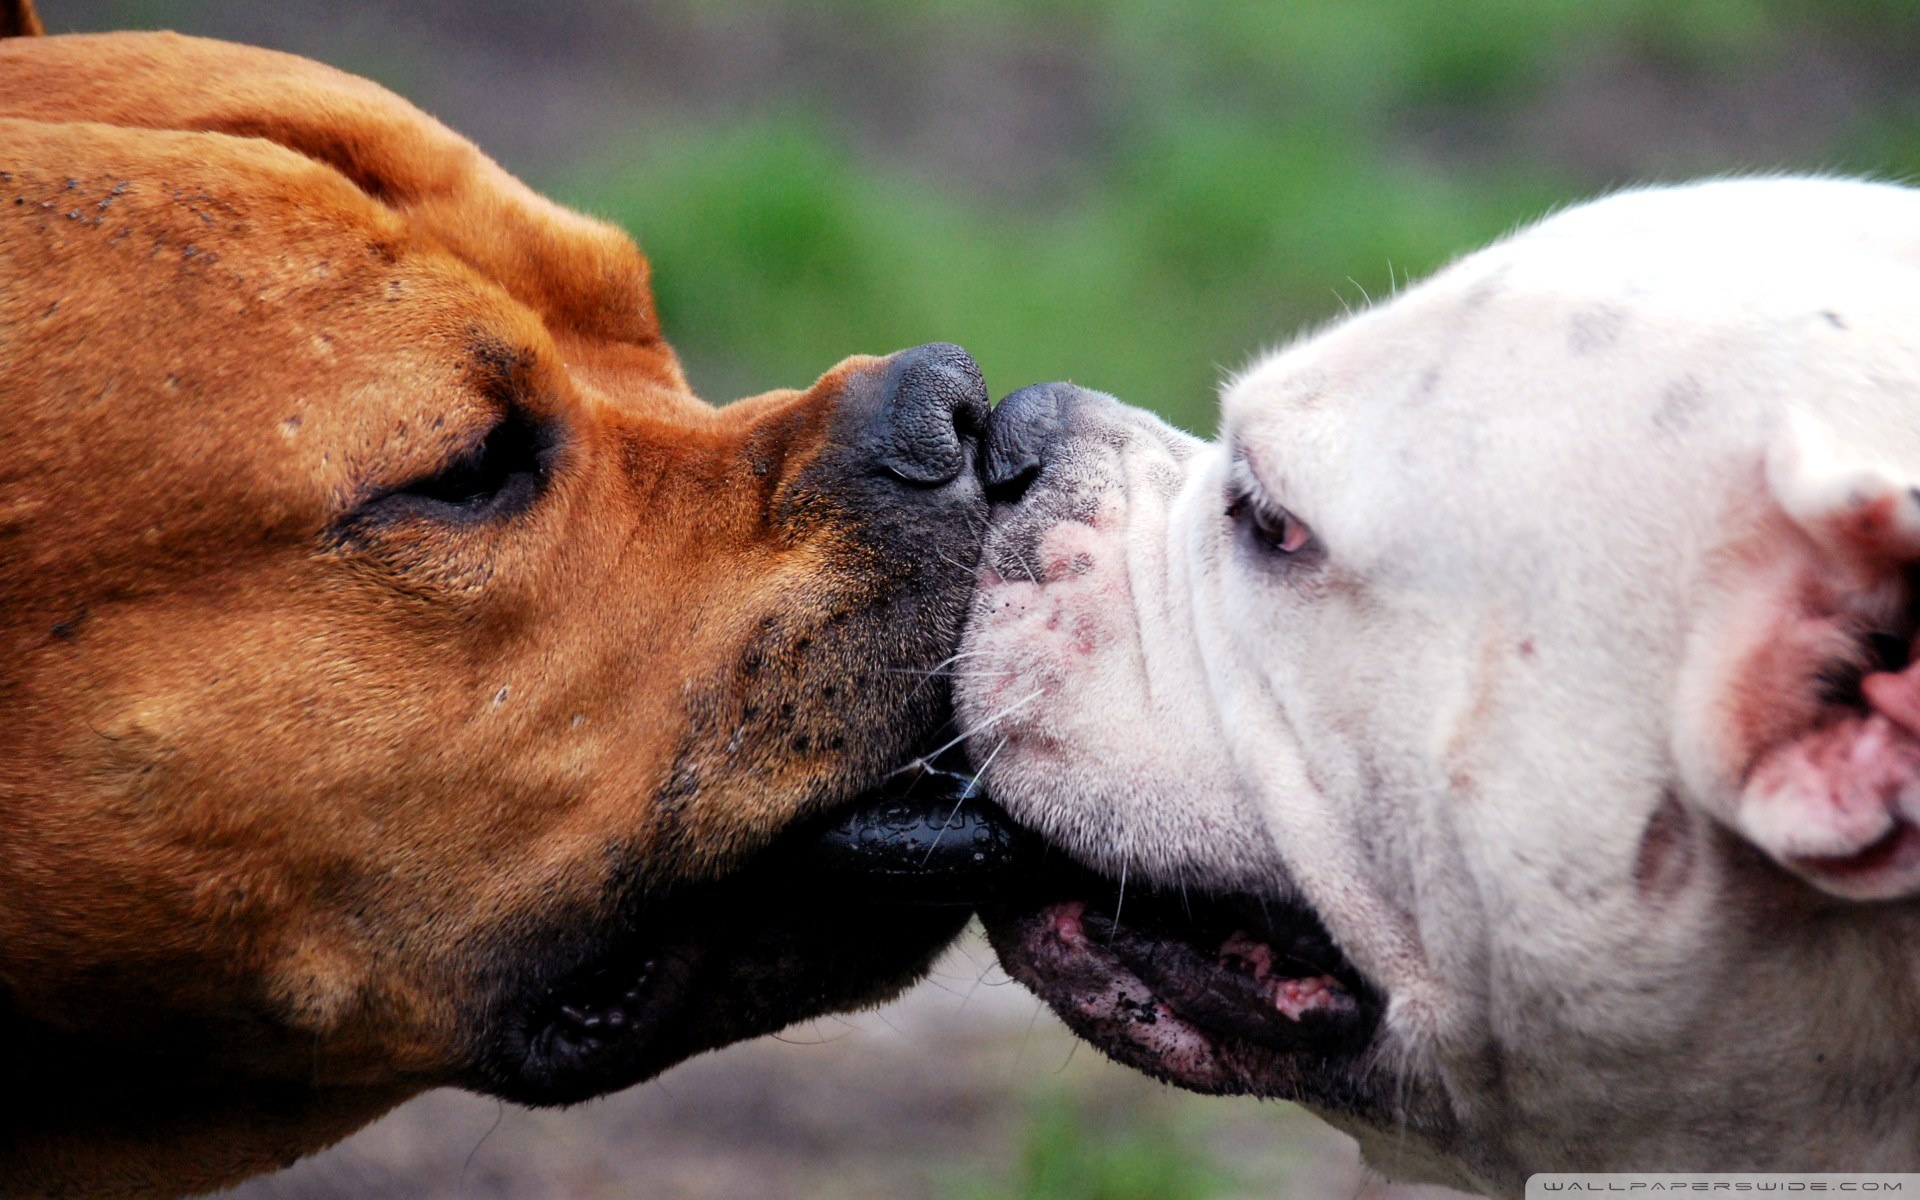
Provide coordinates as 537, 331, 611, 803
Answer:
1226, 492, 1314, 556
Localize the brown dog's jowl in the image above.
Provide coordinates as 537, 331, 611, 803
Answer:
0, 3, 990, 1193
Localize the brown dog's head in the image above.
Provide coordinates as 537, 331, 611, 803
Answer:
0, 9, 988, 1192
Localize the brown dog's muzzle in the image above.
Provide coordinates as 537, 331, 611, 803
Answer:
465, 344, 995, 1106
0, 24, 1003, 1189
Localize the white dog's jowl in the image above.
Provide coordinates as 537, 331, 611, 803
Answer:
964, 178, 1920, 1197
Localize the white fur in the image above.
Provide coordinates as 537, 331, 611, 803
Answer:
961, 178, 1920, 1194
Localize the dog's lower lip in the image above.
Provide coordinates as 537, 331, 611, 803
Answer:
508, 943, 698, 1095
1082, 904, 1364, 1050
544, 958, 655, 1040
483, 740, 1009, 1104
982, 873, 1380, 1091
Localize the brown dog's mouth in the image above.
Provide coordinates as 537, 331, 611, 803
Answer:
475, 746, 1031, 1107
981, 874, 1381, 1104
506, 936, 699, 1098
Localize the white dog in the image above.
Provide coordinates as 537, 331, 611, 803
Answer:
960, 177, 1920, 1196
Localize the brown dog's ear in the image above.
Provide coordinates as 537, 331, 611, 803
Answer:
2, 0, 45, 37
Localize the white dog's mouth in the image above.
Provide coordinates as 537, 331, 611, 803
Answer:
982, 880, 1382, 1103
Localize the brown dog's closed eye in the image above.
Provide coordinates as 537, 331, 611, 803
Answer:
0, 9, 992, 1195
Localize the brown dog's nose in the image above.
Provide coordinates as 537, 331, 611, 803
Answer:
867, 343, 988, 488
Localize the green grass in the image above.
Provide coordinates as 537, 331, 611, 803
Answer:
942, 1091, 1240, 1200
561, 0, 1920, 432
563, 115, 1555, 432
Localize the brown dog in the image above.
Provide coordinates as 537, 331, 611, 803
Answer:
0, 3, 991, 1194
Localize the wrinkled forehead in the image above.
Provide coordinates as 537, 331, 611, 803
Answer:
1224, 181, 1920, 511
1213, 213, 1861, 584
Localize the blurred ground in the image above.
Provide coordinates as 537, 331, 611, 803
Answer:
217, 931, 1468, 1200
34, 2, 1920, 1196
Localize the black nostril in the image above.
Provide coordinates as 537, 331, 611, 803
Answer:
983, 381, 1074, 502
872, 342, 988, 488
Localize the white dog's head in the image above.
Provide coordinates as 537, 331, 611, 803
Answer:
962, 177, 1920, 1194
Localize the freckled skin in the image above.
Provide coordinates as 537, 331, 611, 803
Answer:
0, 11, 983, 1195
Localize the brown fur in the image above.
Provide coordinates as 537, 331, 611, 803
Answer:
2, 0, 42, 38
0, 13, 980, 1195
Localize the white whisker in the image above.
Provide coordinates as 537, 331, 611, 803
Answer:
957, 947, 997, 1013
922, 793, 970, 864
1010, 543, 1043, 584
919, 735, 1012, 864
884, 690, 1043, 778
1053, 1036, 1080, 1074
1010, 996, 1045, 1077
961, 735, 1009, 800
924, 544, 975, 577
883, 647, 1002, 678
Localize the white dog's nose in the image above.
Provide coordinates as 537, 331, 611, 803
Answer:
983, 380, 1088, 499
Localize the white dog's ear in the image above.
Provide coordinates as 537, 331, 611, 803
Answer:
1733, 415, 1920, 901
1767, 412, 1920, 568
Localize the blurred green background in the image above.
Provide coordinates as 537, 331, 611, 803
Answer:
38, 2, 1920, 1197
50, 0, 1920, 434
561, 0, 1920, 433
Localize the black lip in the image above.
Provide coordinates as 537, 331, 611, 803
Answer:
471, 745, 1025, 1107
480, 924, 697, 1105
475, 879, 971, 1108
1056, 889, 1376, 1055
776, 746, 1044, 907
978, 865, 1384, 1102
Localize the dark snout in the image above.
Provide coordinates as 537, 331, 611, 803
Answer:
869, 342, 990, 486
828, 341, 990, 493
982, 380, 1106, 500
791, 342, 992, 592
781, 348, 1052, 907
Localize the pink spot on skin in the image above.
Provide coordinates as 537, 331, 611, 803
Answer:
1741, 640, 1920, 896
1069, 612, 1102, 656
1043, 548, 1097, 581
1271, 976, 1356, 1020
1034, 521, 1109, 583
1864, 669, 1920, 737
1219, 932, 1274, 978
1838, 492, 1898, 548
1049, 901, 1087, 945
